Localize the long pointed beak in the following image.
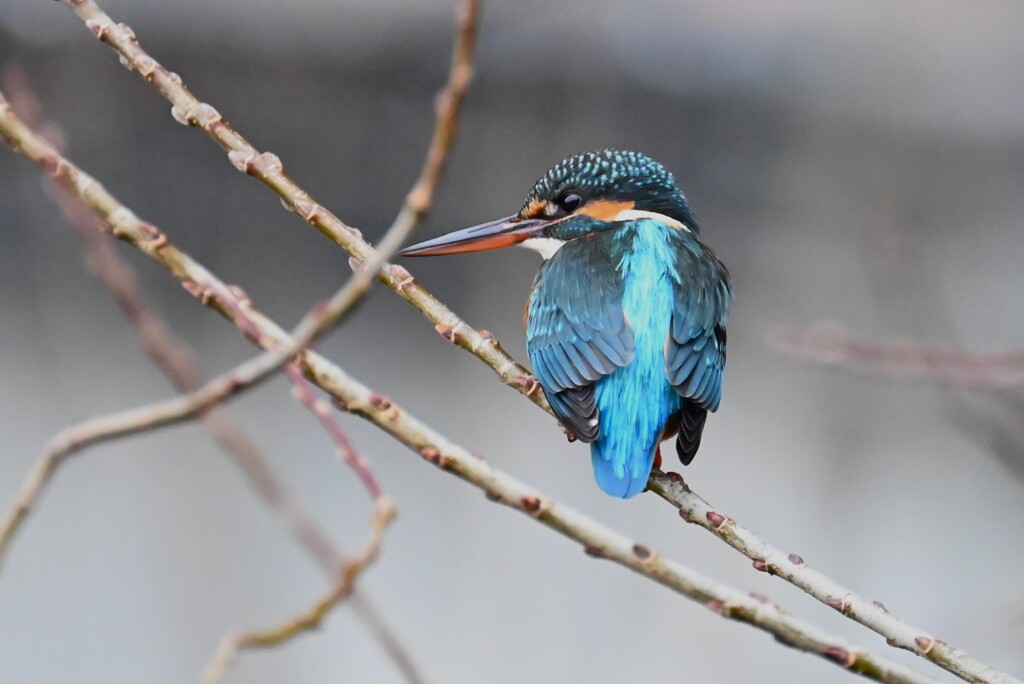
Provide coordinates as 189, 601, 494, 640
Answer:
400, 215, 549, 257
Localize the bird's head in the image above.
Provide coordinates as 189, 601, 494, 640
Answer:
400, 149, 697, 259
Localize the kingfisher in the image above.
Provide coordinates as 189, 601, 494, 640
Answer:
401, 150, 732, 498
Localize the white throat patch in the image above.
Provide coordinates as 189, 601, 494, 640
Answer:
520, 237, 565, 260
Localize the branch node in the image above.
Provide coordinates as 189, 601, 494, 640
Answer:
915, 636, 936, 655
228, 149, 257, 174
84, 18, 107, 40
787, 553, 805, 566
823, 646, 857, 668
748, 592, 783, 612
135, 54, 158, 80
226, 285, 251, 307
369, 394, 392, 412
117, 23, 138, 42
390, 265, 416, 292
435, 323, 456, 343
678, 507, 698, 524
705, 600, 728, 616
419, 446, 442, 465
705, 510, 734, 532
170, 104, 192, 126
827, 596, 852, 615
257, 151, 283, 173
514, 374, 540, 396
631, 543, 654, 561
519, 495, 543, 515
404, 186, 432, 215
195, 103, 223, 130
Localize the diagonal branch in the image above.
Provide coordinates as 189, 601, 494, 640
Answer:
648, 470, 1019, 684
39, 174, 425, 684
1, 87, 946, 684
43, 5, 1021, 682
56, 0, 543, 410
0, 0, 479, 551
3, 2, 480, 672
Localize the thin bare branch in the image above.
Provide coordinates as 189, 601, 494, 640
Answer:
768, 323, 1024, 389
0, 88, 941, 684
28, 159, 426, 684
3, 0, 483, 558
302, 362, 944, 684
286, 364, 384, 499
201, 497, 396, 684
16, 7, 1022, 678
3, 5, 480, 677
647, 470, 1021, 684
55, 0, 542, 411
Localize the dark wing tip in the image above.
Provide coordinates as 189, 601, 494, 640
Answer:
675, 402, 708, 466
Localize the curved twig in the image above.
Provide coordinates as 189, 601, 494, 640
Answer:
58, 0, 541, 410
42, 4, 1022, 682
201, 497, 397, 684
0, 87, 939, 684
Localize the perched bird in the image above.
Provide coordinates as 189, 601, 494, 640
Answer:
402, 150, 732, 498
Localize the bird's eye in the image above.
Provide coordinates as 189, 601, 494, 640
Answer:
556, 192, 583, 214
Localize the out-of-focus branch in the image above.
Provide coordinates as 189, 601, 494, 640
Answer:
4, 0, 480, 671
647, 471, 1020, 684
55, 0, 544, 411
0, 67, 427, 559
0, 240, 394, 562
768, 323, 1024, 389
286, 364, 383, 498
34, 179, 424, 684
0, 89, 941, 684
23, 6, 1021, 680
0, 64, 337, 571
202, 496, 396, 684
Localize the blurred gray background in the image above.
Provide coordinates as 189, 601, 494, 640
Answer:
1, 1, 1022, 682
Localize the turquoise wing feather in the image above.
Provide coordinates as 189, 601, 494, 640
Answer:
526, 235, 634, 442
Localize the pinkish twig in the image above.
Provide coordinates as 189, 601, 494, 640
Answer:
286, 364, 384, 500
54, 0, 541, 413
201, 496, 396, 684
0, 63, 426, 684
0, 85, 942, 684
768, 322, 1024, 389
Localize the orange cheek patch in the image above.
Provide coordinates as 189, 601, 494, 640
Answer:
521, 199, 549, 219
578, 199, 635, 221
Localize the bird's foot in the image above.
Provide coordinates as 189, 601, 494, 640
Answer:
558, 422, 578, 443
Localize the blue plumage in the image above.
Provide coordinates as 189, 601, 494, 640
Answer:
528, 218, 728, 497
591, 221, 682, 497
401, 149, 732, 499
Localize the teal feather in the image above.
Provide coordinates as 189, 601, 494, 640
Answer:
527, 218, 729, 498
591, 221, 681, 498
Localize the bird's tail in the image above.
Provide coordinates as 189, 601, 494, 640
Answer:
590, 434, 658, 499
